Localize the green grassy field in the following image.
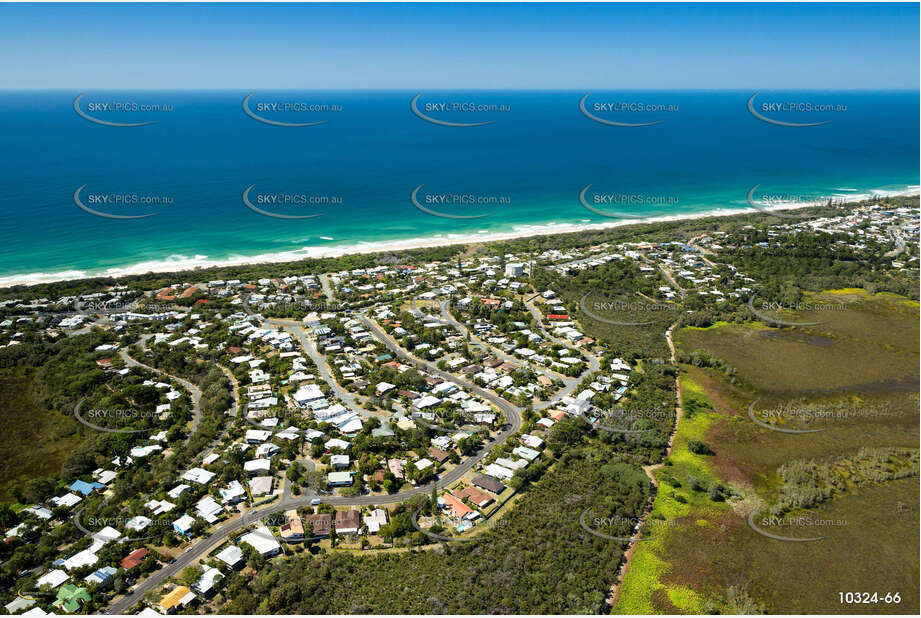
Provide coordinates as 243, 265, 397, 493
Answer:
0, 368, 85, 501
614, 290, 920, 614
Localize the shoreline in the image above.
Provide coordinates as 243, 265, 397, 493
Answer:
2, 186, 917, 289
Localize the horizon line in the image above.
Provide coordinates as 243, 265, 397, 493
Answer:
1, 87, 918, 92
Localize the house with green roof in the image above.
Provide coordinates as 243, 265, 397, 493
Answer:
53, 584, 90, 613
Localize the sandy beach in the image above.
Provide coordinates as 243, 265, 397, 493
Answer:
2, 187, 917, 289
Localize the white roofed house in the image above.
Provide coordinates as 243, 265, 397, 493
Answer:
90, 526, 122, 551
432, 381, 458, 396
325, 437, 350, 450
50, 493, 82, 509
193, 566, 224, 597
25, 505, 52, 520
168, 484, 191, 499
375, 381, 396, 395
147, 499, 176, 515
304, 428, 325, 442
495, 457, 526, 471
363, 508, 388, 534
215, 545, 245, 569
327, 471, 353, 487
37, 569, 69, 590
249, 475, 274, 497
414, 458, 434, 478
564, 398, 592, 417
484, 463, 515, 480
195, 496, 223, 524
513, 445, 541, 462
244, 429, 272, 443
173, 514, 197, 536
182, 467, 216, 485
255, 442, 280, 458
293, 384, 326, 408
315, 402, 348, 421
244, 458, 271, 475
520, 434, 544, 449
62, 548, 98, 571
239, 525, 281, 557
95, 469, 118, 485
413, 395, 441, 410
126, 515, 152, 532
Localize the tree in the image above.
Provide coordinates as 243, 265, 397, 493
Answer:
180, 565, 203, 587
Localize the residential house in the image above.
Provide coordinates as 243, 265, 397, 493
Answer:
52, 585, 90, 614
159, 586, 196, 614
239, 525, 281, 557
304, 513, 332, 538
334, 509, 361, 535
471, 474, 506, 494
279, 510, 304, 543
215, 545, 245, 570
119, 548, 148, 571
455, 486, 494, 508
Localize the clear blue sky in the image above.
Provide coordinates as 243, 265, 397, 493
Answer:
0, 2, 917, 89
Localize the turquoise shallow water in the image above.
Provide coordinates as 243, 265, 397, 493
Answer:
0, 90, 917, 283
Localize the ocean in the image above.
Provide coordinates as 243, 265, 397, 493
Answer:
0, 90, 917, 285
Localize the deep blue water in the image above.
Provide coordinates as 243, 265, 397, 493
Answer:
0, 90, 917, 283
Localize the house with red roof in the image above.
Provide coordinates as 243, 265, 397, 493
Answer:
119, 548, 148, 570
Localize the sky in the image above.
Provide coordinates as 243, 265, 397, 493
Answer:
0, 2, 918, 90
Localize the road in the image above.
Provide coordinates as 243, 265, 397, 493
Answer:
523, 296, 603, 409
198, 364, 240, 459
319, 273, 336, 303
108, 309, 524, 614
282, 457, 316, 500
119, 348, 202, 438
438, 296, 605, 412
884, 224, 908, 258
215, 365, 239, 418
650, 260, 687, 298
357, 313, 523, 430
439, 301, 569, 383
266, 318, 365, 413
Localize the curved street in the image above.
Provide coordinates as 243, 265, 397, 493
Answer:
118, 348, 203, 438
107, 309, 524, 615
439, 300, 570, 383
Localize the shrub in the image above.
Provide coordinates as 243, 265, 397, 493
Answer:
687, 439, 713, 455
